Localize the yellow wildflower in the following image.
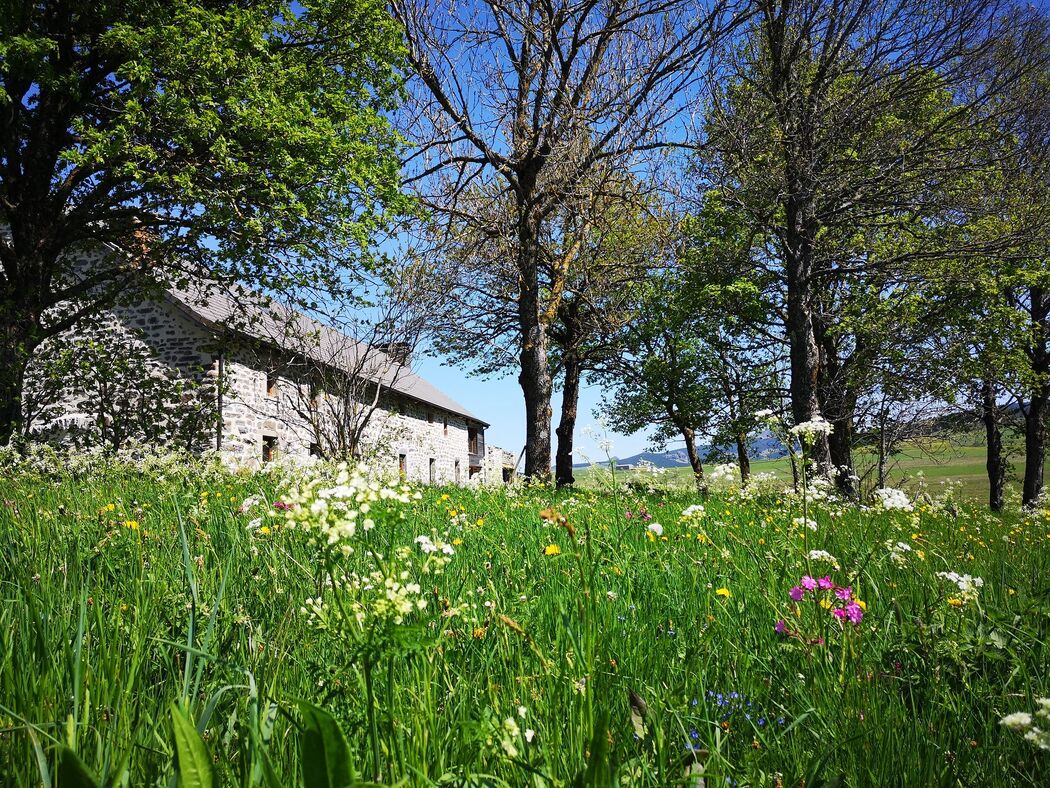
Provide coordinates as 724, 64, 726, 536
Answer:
715, 587, 731, 598
544, 544, 561, 556
452, 538, 464, 546
476, 518, 485, 526
122, 520, 139, 530
947, 598, 963, 607
259, 526, 271, 535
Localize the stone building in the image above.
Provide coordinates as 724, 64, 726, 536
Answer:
26, 280, 517, 485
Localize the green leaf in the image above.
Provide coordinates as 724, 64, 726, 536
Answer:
298, 701, 355, 788
56, 746, 101, 788
170, 704, 215, 788
575, 709, 611, 788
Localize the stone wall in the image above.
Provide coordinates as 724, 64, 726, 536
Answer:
27, 295, 504, 485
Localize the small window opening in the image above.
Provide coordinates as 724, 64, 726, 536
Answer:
429, 457, 437, 484
454, 460, 461, 483
398, 453, 407, 477
262, 435, 278, 463
266, 370, 278, 397
443, 416, 448, 436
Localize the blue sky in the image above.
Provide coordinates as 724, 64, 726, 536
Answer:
411, 350, 660, 467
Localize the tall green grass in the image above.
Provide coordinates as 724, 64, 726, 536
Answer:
0, 459, 1048, 785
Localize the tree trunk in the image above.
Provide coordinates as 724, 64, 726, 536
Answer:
516, 205, 552, 480
982, 379, 1006, 512
828, 413, 857, 500
0, 303, 39, 446
681, 424, 706, 494
877, 407, 888, 489
735, 432, 750, 484
1022, 286, 1048, 507
1022, 396, 1045, 507
554, 350, 581, 487
783, 203, 832, 475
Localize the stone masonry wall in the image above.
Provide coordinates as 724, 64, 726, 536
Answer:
28, 296, 500, 485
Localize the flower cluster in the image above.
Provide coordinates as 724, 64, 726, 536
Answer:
789, 417, 834, 442
483, 706, 534, 759
281, 463, 420, 554
708, 464, 740, 485
886, 540, 913, 565
783, 574, 865, 627
792, 516, 818, 531
873, 487, 913, 512
1001, 699, 1050, 751
936, 571, 984, 606
693, 690, 785, 730
680, 504, 706, 524
807, 549, 840, 569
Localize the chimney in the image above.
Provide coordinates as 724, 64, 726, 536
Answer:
378, 340, 412, 367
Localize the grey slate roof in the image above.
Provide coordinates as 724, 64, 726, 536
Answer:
164, 279, 487, 426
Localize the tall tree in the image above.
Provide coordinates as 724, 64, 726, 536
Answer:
701, 0, 1043, 492
0, 0, 409, 444
393, 0, 744, 478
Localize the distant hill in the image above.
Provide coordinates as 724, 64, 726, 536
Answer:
574, 430, 788, 469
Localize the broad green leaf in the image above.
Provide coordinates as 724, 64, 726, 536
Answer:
171, 704, 214, 788
56, 746, 101, 788
298, 701, 355, 788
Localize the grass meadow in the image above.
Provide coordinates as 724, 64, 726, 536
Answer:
1, 452, 1049, 786
582, 434, 1050, 503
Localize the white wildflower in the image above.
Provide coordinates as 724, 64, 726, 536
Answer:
873, 487, 913, 512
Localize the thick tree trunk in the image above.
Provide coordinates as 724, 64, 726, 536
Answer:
516, 207, 552, 480
0, 301, 39, 445
735, 432, 750, 484
1022, 390, 1046, 507
982, 380, 1006, 512
1022, 286, 1048, 507
828, 413, 857, 500
554, 350, 581, 487
783, 206, 832, 476
680, 424, 706, 494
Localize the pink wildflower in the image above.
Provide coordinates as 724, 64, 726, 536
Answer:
801, 576, 818, 591
817, 576, 834, 590
832, 608, 848, 620
775, 619, 787, 634
789, 586, 805, 601
844, 602, 863, 625
834, 586, 853, 601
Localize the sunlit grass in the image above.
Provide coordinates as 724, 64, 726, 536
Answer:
0, 459, 1048, 785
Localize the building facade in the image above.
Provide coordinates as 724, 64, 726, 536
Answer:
25, 283, 516, 485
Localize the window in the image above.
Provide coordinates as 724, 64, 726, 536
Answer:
262, 435, 278, 463
468, 427, 479, 455
398, 453, 407, 478
443, 416, 448, 436
266, 370, 278, 397
454, 460, 461, 483
427, 410, 434, 424
429, 458, 436, 484
309, 442, 322, 458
